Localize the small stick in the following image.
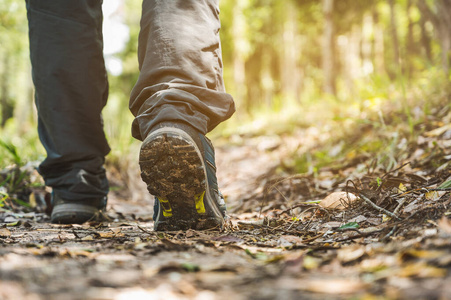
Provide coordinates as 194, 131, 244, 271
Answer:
393, 197, 407, 216
72, 229, 80, 239
336, 227, 361, 233
335, 229, 384, 242
381, 162, 411, 180
137, 225, 153, 234
277, 203, 320, 216
381, 225, 398, 242
358, 193, 401, 220
287, 207, 318, 231
395, 185, 451, 199
301, 233, 325, 243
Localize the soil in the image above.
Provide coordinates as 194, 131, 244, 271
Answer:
1, 124, 451, 300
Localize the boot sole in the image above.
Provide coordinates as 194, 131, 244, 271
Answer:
139, 127, 223, 231
51, 203, 101, 224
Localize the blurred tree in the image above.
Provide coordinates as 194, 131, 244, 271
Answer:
389, 0, 401, 74
0, 0, 31, 129
418, 0, 451, 75
1, 55, 12, 127
322, 0, 335, 95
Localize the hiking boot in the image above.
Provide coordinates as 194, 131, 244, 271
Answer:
139, 122, 226, 231
50, 193, 107, 224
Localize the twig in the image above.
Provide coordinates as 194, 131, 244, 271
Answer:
259, 177, 290, 220
336, 227, 361, 233
277, 203, 319, 216
380, 162, 411, 180
286, 219, 298, 231
393, 197, 407, 215
402, 201, 449, 222
274, 186, 290, 203
335, 229, 384, 242
395, 185, 451, 199
298, 227, 383, 244
137, 225, 153, 234
262, 174, 312, 219
299, 208, 320, 231
287, 207, 318, 231
301, 233, 325, 243
380, 225, 398, 242
358, 193, 401, 220
72, 229, 80, 239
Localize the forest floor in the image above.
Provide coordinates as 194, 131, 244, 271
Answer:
1, 103, 451, 300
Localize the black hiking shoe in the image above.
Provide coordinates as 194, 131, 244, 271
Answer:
139, 122, 226, 231
50, 193, 107, 224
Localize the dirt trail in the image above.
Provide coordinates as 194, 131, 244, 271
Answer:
1, 128, 451, 300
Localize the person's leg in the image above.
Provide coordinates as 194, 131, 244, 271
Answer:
131, 0, 235, 230
26, 0, 110, 223
129, 0, 235, 140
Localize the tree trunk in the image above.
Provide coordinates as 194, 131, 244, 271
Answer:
361, 14, 373, 76
418, 0, 451, 75
389, 0, 400, 73
281, 1, 300, 103
232, 0, 246, 113
1, 54, 13, 128
437, 0, 451, 75
322, 0, 336, 95
372, 6, 385, 75
419, 9, 432, 63
406, 0, 415, 78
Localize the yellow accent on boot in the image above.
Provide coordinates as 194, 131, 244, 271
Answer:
194, 191, 206, 214
159, 198, 173, 217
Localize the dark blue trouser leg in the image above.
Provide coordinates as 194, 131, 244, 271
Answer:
26, 0, 110, 202
130, 0, 235, 140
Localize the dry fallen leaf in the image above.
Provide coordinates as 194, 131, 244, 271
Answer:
185, 229, 196, 238
81, 235, 94, 241
0, 227, 11, 238
29, 192, 37, 208
110, 227, 122, 235
283, 251, 307, 274
397, 262, 446, 278
425, 191, 446, 201
382, 214, 391, 223
322, 221, 342, 229
360, 257, 395, 272
438, 216, 451, 234
59, 249, 96, 258
212, 235, 244, 243
278, 278, 368, 294
98, 231, 125, 238
403, 197, 422, 214
277, 237, 294, 248
399, 249, 447, 261
398, 183, 407, 193
278, 235, 304, 246
424, 124, 451, 137
302, 256, 322, 270
319, 192, 358, 210
348, 215, 367, 223
337, 246, 366, 264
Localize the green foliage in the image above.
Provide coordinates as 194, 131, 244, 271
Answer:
287, 67, 450, 175
438, 180, 451, 189
0, 165, 35, 210
0, 139, 22, 165
338, 222, 360, 229
376, 177, 382, 187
